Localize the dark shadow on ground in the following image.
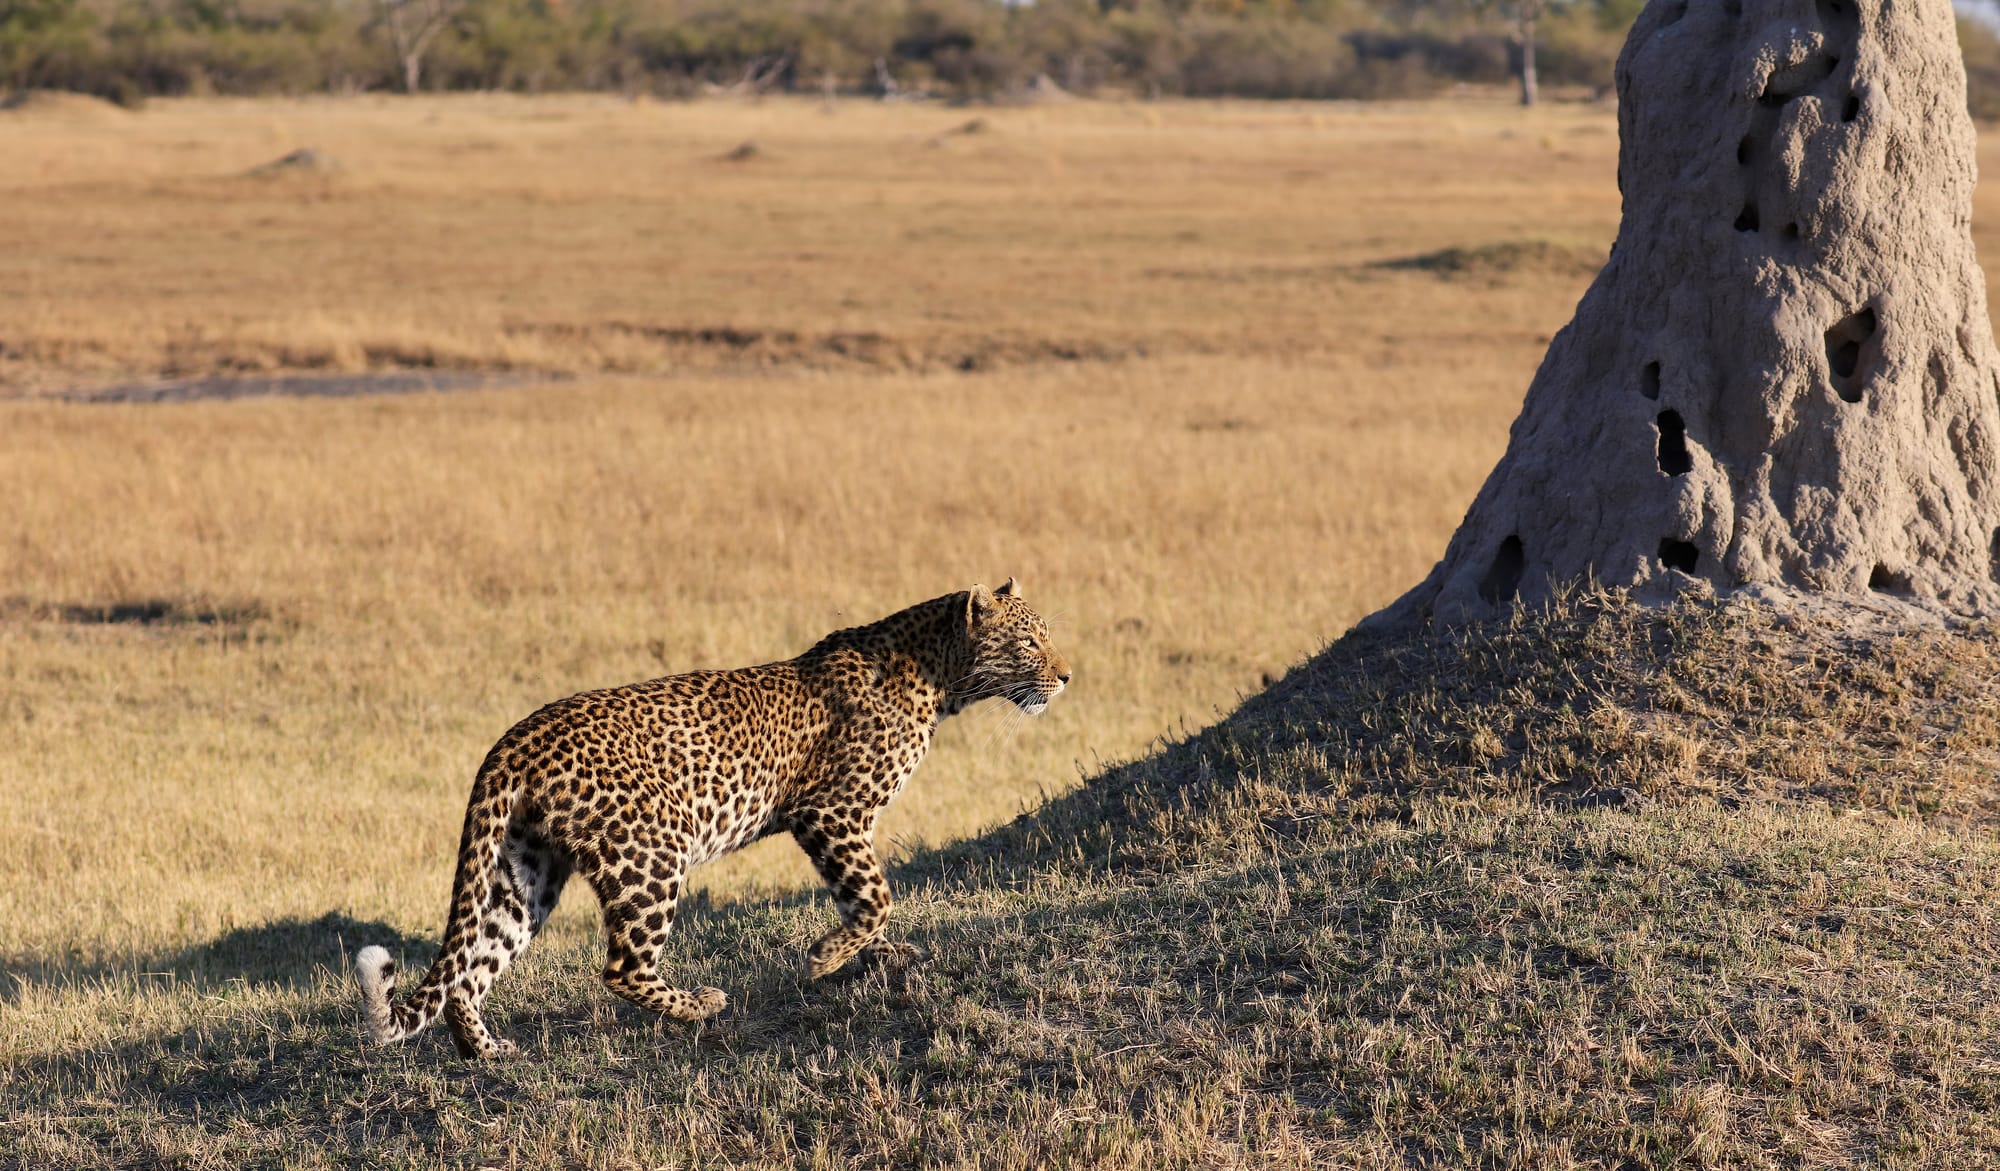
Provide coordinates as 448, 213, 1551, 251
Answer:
60, 370, 566, 404
1, 911, 435, 1004
8, 804, 1978, 1168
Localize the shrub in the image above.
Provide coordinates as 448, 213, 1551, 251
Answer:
1963, 17, 2000, 121
2, 0, 1987, 113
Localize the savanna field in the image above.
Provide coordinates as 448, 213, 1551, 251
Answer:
7, 93, 2000, 1167
0, 92, 1616, 948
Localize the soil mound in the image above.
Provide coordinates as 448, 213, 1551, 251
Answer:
1381, 0, 2000, 626
244, 148, 340, 177
950, 590, 2000, 884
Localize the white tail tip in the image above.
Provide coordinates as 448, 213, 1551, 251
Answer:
354, 944, 399, 1044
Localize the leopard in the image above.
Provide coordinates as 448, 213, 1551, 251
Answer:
354, 578, 1069, 1058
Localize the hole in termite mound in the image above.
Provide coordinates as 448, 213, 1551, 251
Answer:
1479, 535, 1526, 605
1761, 53, 1838, 105
1826, 305, 1879, 403
1869, 564, 1911, 594
1657, 411, 1691, 476
1658, 540, 1700, 574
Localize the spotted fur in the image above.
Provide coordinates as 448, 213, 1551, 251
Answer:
354, 579, 1069, 1058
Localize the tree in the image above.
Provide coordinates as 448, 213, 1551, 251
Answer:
376, 0, 463, 93
1474, 0, 1549, 105
0, 0, 91, 92
1513, 0, 1539, 104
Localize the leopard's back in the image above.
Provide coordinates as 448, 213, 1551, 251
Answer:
501, 662, 831, 864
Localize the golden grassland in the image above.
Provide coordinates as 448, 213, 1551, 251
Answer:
0, 91, 1637, 972
2, 91, 1625, 387
8, 88, 2000, 965
8, 92, 2000, 1167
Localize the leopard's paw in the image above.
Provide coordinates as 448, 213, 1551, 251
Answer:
688, 986, 730, 1020
805, 936, 859, 980
861, 939, 930, 967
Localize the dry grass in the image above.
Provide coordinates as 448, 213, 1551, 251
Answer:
0, 355, 1500, 969
10, 594, 2000, 1167
8, 93, 2000, 1166
0, 93, 1623, 389
0, 92, 1618, 969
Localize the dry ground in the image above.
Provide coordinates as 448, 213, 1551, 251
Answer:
7, 94, 2000, 1167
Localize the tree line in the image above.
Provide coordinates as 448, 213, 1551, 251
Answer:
1, 0, 1642, 104
7, 0, 2000, 115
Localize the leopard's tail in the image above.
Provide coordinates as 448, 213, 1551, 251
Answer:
354, 945, 402, 1044
354, 746, 519, 1047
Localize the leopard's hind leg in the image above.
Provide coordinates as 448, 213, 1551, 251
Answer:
441, 824, 572, 1059
584, 845, 728, 1022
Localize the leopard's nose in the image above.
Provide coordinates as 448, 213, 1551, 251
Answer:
1057, 670, 1072, 686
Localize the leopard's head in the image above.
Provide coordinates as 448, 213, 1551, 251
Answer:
960, 578, 1070, 715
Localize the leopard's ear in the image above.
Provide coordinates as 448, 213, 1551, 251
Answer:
995, 577, 1020, 598
967, 583, 997, 623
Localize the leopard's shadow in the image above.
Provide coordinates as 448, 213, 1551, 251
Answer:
0, 911, 434, 1005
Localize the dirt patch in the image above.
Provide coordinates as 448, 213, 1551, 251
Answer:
61, 370, 558, 404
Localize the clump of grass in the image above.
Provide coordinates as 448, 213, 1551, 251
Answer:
8, 592, 2000, 1166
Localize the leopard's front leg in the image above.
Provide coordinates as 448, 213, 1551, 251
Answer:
790, 804, 928, 978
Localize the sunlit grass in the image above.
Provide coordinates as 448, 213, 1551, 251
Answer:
0, 94, 1625, 970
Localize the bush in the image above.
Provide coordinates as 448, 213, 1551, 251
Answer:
1963, 17, 2000, 121
7, 0, 1982, 112
0, 0, 105, 92
1347, 30, 1511, 89
1176, 15, 1361, 100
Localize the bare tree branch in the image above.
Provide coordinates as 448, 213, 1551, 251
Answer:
1515, 0, 1543, 106
377, 0, 464, 94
